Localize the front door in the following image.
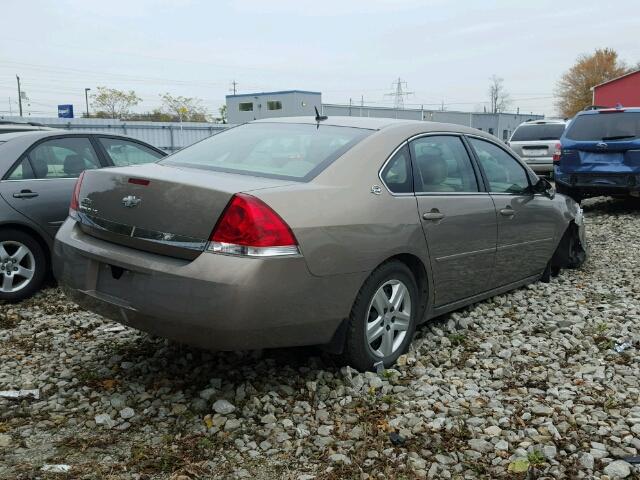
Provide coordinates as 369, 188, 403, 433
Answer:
410, 135, 497, 306
467, 137, 556, 286
0, 136, 102, 238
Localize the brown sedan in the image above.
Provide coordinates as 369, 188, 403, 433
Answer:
53, 117, 586, 370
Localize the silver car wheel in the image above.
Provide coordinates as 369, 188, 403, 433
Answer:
0, 240, 36, 293
365, 279, 411, 358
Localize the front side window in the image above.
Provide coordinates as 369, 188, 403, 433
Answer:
161, 123, 372, 181
26, 137, 100, 179
469, 137, 530, 194
410, 136, 478, 193
239, 102, 254, 112
98, 137, 163, 167
267, 101, 282, 111
380, 144, 412, 193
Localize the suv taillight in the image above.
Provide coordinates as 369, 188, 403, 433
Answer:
69, 171, 85, 217
208, 193, 299, 257
552, 142, 562, 164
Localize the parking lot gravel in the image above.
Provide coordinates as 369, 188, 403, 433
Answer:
1, 197, 639, 479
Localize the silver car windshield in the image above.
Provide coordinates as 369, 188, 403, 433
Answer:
161, 123, 373, 181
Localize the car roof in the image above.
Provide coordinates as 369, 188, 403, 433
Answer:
0, 130, 147, 143
577, 107, 640, 116
250, 115, 487, 136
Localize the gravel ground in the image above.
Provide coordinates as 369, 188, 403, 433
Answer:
1, 197, 639, 480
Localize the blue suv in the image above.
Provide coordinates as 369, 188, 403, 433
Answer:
555, 106, 640, 202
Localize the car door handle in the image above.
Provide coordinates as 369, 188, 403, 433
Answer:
499, 207, 515, 217
12, 189, 39, 199
422, 210, 445, 221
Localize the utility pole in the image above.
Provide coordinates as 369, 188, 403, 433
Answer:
8, 97, 12, 116
84, 88, 91, 117
16, 75, 23, 117
230, 80, 238, 95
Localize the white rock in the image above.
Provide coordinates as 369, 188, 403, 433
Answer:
329, 453, 351, 465
484, 425, 502, 437
119, 407, 135, 419
603, 460, 631, 479
212, 399, 236, 415
579, 452, 594, 470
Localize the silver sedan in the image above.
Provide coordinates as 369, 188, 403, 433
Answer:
53, 117, 587, 370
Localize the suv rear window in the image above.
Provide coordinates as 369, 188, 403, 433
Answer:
161, 123, 372, 181
565, 112, 640, 141
510, 124, 565, 142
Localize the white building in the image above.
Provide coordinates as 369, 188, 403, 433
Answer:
226, 90, 321, 124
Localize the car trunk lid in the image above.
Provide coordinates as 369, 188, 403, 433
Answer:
75, 163, 294, 259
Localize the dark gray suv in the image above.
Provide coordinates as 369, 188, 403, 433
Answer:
0, 131, 165, 301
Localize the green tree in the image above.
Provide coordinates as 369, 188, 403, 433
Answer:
159, 93, 209, 122
91, 87, 141, 119
555, 48, 631, 117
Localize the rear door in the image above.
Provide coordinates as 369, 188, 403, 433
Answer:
0, 136, 103, 237
467, 136, 556, 286
409, 134, 497, 306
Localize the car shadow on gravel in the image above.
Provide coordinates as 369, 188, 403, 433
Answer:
582, 196, 640, 214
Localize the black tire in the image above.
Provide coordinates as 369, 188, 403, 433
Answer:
550, 224, 586, 273
555, 182, 582, 204
340, 261, 419, 371
0, 229, 47, 302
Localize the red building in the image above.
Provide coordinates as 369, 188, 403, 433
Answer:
592, 69, 640, 107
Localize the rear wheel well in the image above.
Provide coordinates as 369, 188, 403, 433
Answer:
0, 223, 51, 270
323, 253, 430, 355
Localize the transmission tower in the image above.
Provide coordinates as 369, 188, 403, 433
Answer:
385, 78, 413, 109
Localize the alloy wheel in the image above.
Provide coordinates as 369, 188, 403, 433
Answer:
365, 279, 411, 358
0, 241, 36, 293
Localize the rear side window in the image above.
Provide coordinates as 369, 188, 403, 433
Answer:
7, 158, 35, 180
565, 112, 640, 141
510, 124, 566, 142
410, 136, 478, 193
380, 144, 412, 193
98, 137, 163, 167
27, 137, 100, 178
161, 123, 372, 181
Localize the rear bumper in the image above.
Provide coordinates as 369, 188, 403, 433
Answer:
53, 219, 364, 351
522, 157, 553, 174
555, 171, 640, 196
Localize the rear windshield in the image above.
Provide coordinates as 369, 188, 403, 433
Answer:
565, 112, 640, 141
510, 124, 565, 142
161, 123, 372, 181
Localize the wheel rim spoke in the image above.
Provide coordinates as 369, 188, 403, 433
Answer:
389, 283, 406, 310
380, 329, 394, 356
373, 288, 390, 314
16, 266, 34, 280
2, 274, 13, 292
393, 311, 410, 331
0, 244, 9, 261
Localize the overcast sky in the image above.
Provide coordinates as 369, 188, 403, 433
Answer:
1, 0, 638, 118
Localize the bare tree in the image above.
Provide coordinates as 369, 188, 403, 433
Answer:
488, 75, 511, 113
91, 87, 141, 119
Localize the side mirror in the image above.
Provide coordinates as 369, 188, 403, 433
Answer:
533, 178, 555, 198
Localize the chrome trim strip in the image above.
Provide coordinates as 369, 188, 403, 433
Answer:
434, 246, 496, 262
496, 238, 553, 251
415, 192, 489, 197
76, 212, 207, 251
0, 178, 78, 183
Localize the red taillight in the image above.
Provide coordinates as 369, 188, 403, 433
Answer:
69, 171, 85, 216
209, 194, 299, 256
552, 142, 562, 164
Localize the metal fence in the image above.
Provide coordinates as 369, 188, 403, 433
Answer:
0, 116, 230, 152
